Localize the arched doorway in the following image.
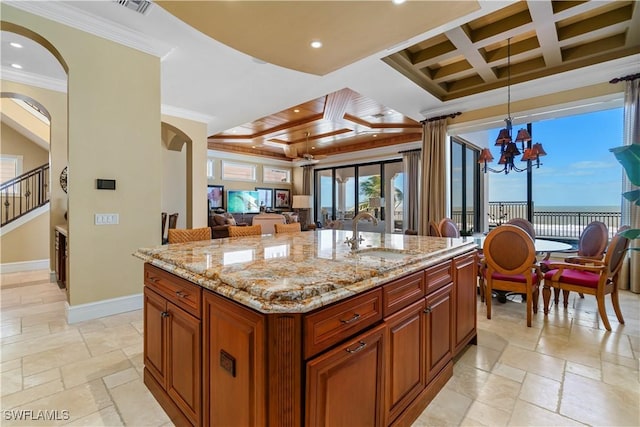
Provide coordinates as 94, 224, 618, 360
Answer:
0, 26, 68, 279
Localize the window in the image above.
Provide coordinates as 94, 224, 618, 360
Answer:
0, 155, 23, 184
263, 166, 291, 184
222, 161, 256, 182
450, 138, 480, 235
206, 158, 214, 179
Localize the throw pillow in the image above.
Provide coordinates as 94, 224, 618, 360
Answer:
213, 214, 227, 226
225, 217, 236, 226
282, 213, 292, 224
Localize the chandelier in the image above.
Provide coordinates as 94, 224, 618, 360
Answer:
479, 38, 547, 174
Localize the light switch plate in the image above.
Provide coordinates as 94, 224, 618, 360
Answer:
95, 213, 119, 225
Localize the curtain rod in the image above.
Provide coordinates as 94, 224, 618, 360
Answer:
398, 148, 421, 154
609, 73, 640, 84
420, 111, 461, 124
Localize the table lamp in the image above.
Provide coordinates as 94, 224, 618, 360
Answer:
292, 195, 313, 231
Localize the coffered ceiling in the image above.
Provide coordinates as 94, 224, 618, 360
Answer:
383, 0, 639, 101
207, 88, 422, 162
204, 0, 639, 161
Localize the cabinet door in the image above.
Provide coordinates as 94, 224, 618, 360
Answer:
167, 301, 201, 426
306, 323, 386, 427
385, 299, 426, 425
424, 283, 453, 383
144, 287, 167, 385
203, 291, 266, 427
453, 253, 477, 354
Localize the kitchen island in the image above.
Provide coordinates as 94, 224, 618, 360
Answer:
134, 229, 478, 427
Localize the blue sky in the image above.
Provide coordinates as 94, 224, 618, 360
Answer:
486, 108, 624, 207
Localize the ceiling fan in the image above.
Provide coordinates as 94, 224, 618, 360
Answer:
288, 132, 326, 165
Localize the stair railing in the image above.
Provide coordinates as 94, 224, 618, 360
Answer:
1, 163, 50, 227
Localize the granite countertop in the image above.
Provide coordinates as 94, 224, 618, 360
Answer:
134, 229, 476, 314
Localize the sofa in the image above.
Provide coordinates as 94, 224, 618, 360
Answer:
251, 213, 287, 235
209, 212, 240, 239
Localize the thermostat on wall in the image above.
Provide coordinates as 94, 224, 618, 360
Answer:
96, 179, 116, 190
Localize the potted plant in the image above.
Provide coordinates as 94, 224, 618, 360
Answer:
610, 144, 640, 241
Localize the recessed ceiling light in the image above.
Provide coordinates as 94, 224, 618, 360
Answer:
10, 63, 23, 69
10, 42, 23, 48
392, 0, 406, 4
373, 134, 378, 137
293, 109, 300, 113
310, 40, 322, 49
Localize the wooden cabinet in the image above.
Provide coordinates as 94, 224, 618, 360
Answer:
453, 253, 477, 355
143, 264, 202, 427
142, 248, 478, 427
202, 291, 266, 427
385, 299, 426, 425
424, 283, 453, 383
306, 323, 386, 427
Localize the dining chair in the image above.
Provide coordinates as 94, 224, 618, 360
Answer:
428, 220, 441, 237
541, 220, 609, 303
542, 226, 630, 331
161, 212, 167, 243
482, 224, 541, 327
228, 224, 262, 237
438, 218, 460, 238
274, 222, 301, 233
506, 218, 536, 239
168, 213, 179, 230
167, 227, 212, 244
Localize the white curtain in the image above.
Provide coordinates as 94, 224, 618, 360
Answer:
620, 78, 640, 292
419, 119, 447, 235
402, 149, 421, 233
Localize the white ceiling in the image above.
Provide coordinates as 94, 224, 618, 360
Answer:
2, 0, 638, 141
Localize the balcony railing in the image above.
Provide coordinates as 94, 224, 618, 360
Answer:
1, 163, 50, 227
485, 201, 621, 240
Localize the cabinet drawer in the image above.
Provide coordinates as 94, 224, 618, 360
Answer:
304, 288, 382, 359
425, 261, 452, 294
382, 270, 424, 317
144, 264, 202, 318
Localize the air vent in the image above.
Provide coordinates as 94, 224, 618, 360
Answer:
115, 0, 152, 15
370, 113, 386, 119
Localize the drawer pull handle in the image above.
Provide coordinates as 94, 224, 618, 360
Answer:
148, 276, 159, 283
423, 307, 432, 314
161, 311, 169, 318
345, 341, 367, 354
340, 313, 360, 324
175, 291, 187, 298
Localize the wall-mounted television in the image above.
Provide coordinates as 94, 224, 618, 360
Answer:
227, 190, 260, 214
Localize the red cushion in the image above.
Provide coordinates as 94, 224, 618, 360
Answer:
544, 269, 598, 288
492, 272, 539, 284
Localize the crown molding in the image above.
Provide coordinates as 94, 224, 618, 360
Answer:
1, 67, 67, 93
161, 104, 215, 125
5, 1, 174, 59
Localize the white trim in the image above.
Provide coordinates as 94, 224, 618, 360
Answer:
162, 104, 215, 124
0, 259, 50, 274
0, 204, 49, 237
5, 1, 173, 59
66, 293, 143, 324
1, 67, 67, 93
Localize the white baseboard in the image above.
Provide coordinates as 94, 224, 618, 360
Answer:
66, 293, 143, 324
0, 259, 50, 274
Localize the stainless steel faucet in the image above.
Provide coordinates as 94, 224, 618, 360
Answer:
345, 212, 378, 250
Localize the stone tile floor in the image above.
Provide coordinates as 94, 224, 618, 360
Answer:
1, 270, 638, 426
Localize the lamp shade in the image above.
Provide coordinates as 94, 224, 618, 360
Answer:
478, 148, 494, 162
514, 129, 532, 143
292, 195, 312, 209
